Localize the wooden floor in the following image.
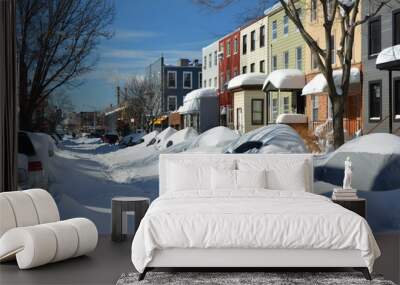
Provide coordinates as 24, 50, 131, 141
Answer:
1, 233, 398, 285
0, 235, 133, 285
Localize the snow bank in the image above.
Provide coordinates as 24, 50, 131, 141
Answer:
179, 88, 217, 114
188, 126, 240, 151
376, 44, 400, 66
160, 127, 198, 150
314, 133, 400, 192
302, 68, 360, 96
263, 69, 305, 91
276, 113, 307, 124
225, 124, 308, 154
227, 73, 267, 90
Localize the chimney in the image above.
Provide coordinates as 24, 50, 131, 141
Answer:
177, 58, 189, 67
116, 86, 120, 105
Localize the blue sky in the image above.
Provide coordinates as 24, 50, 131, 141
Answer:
67, 0, 268, 112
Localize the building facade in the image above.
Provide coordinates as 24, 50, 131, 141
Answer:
266, 3, 306, 123
218, 29, 241, 128
202, 40, 219, 89
361, 2, 400, 134
240, 15, 269, 75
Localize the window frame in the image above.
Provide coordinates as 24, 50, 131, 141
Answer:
312, 95, 319, 121
242, 66, 247, 74
251, 99, 264, 125
283, 15, 289, 36
167, 70, 177, 89
260, 25, 265, 47
272, 20, 277, 40
226, 40, 231, 57
167, 95, 177, 112
203, 56, 207, 70
198, 72, 202, 88
283, 96, 290, 113
250, 63, 255, 73
368, 16, 381, 58
272, 55, 277, 71
368, 80, 382, 122
296, 46, 302, 70
234, 37, 238, 54
283, 50, 289, 69
208, 53, 212, 68
242, 34, 247, 55
259, 60, 265, 73
183, 71, 193, 89
393, 9, 400, 45
250, 30, 256, 51
214, 50, 218, 65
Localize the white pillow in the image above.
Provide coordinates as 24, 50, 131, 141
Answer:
266, 162, 307, 191
236, 169, 267, 189
211, 168, 236, 190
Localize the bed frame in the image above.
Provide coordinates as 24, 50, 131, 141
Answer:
138, 154, 372, 281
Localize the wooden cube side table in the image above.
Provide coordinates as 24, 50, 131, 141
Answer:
332, 198, 366, 218
111, 197, 150, 242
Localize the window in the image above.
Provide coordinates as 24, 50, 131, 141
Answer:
226, 40, 231, 57
226, 69, 231, 82
167, 71, 177, 88
234, 37, 238, 54
204, 80, 207, 87
242, 66, 247, 74
369, 81, 382, 120
259, 60, 265, 73
272, 55, 277, 71
283, 97, 289, 113
242, 34, 247, 54
209, 79, 212, 87
214, 77, 217, 87
312, 96, 319, 121
220, 73, 224, 89
214, 51, 218, 65
199, 72, 202, 87
272, 20, 277, 40
283, 51, 289, 69
395, 79, 400, 119
208, 54, 212, 68
311, 52, 318, 70
260, 25, 265, 47
252, 99, 264, 125
331, 34, 336, 64
183, 71, 192, 89
283, 15, 289, 35
203, 56, 207, 70
296, 47, 302, 70
251, 30, 256, 51
272, 98, 278, 120
167, 96, 177, 111
311, 0, 317, 22
394, 10, 400, 45
368, 17, 381, 56
250, 63, 255, 73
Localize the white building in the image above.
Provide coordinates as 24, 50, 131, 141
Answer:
240, 15, 269, 75
201, 40, 219, 89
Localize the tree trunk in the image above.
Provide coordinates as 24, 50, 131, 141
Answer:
332, 95, 345, 149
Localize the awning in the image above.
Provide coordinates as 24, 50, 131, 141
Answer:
262, 69, 305, 92
302, 67, 360, 96
376, 44, 400, 71
151, 116, 168, 125
227, 73, 268, 91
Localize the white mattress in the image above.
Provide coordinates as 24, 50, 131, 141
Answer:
131, 190, 380, 273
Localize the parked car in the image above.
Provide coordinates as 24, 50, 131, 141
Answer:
18, 131, 54, 189
102, 133, 119, 144
118, 132, 145, 148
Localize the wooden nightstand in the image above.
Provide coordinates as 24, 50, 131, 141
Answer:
332, 198, 366, 218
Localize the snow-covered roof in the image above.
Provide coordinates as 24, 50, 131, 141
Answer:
376, 44, 400, 70
179, 88, 217, 114
276, 113, 308, 124
227, 73, 267, 91
302, 67, 360, 96
264, 2, 281, 16
262, 69, 305, 92
105, 106, 126, 116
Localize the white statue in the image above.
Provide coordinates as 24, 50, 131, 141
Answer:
343, 156, 353, 190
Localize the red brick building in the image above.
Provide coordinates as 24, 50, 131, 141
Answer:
218, 29, 241, 128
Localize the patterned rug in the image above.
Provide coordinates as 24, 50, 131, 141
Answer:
116, 271, 396, 285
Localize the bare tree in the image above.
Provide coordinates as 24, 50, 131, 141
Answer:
124, 76, 162, 131
17, 0, 115, 131
195, 0, 394, 148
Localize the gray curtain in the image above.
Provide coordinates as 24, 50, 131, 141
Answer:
0, 0, 18, 192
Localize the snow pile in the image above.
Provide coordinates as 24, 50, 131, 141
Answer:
225, 124, 308, 154
302, 68, 360, 96
143, 131, 159, 145
179, 88, 216, 114
314, 133, 400, 193
160, 127, 198, 150
262, 69, 305, 91
155, 127, 177, 147
376, 44, 400, 66
227, 73, 267, 90
188, 126, 240, 152
276, 113, 307, 124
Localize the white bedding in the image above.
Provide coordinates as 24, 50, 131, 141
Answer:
131, 190, 380, 273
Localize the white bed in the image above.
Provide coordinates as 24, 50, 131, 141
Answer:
131, 154, 380, 280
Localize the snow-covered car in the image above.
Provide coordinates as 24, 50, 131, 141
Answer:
18, 131, 53, 189
119, 132, 145, 148
102, 134, 119, 144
